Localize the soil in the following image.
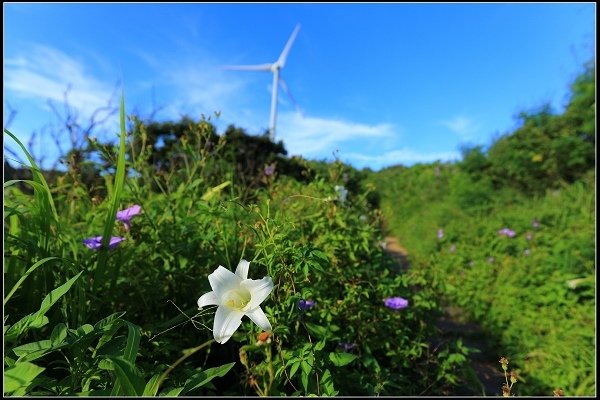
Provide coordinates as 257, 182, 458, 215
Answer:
383, 236, 505, 397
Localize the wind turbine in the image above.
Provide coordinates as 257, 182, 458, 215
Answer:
223, 24, 301, 142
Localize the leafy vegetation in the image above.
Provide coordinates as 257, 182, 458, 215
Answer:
4, 105, 466, 396
4, 60, 594, 396
367, 61, 595, 396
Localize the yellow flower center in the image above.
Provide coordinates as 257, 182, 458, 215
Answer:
224, 288, 251, 310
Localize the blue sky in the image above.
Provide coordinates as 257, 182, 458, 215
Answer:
3, 3, 596, 171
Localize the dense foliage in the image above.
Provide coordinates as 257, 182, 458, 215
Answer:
4, 116, 467, 396
367, 61, 596, 396
4, 60, 594, 397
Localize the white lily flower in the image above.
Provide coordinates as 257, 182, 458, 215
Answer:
197, 259, 274, 344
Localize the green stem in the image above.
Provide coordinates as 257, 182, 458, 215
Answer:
155, 339, 215, 393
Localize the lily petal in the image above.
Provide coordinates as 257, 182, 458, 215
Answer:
241, 276, 274, 310
208, 266, 241, 297
235, 259, 250, 280
197, 291, 219, 308
213, 306, 244, 344
246, 307, 272, 332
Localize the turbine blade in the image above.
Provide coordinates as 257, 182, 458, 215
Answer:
277, 24, 301, 68
222, 63, 273, 71
279, 77, 304, 116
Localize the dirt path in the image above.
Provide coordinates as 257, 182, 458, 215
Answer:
383, 236, 504, 396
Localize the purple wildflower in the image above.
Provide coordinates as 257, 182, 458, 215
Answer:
264, 164, 275, 176
83, 236, 125, 250
498, 228, 516, 238
338, 342, 357, 351
532, 218, 540, 229
383, 296, 409, 310
526, 232, 533, 241
297, 299, 316, 311
437, 229, 444, 240
116, 205, 142, 230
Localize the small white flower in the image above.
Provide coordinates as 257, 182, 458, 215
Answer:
198, 260, 274, 344
334, 185, 348, 203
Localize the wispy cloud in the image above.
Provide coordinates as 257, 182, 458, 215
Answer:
439, 115, 481, 141
4, 44, 119, 119
344, 148, 461, 170
132, 47, 254, 126
277, 112, 396, 158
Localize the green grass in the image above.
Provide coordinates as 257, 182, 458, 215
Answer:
367, 164, 595, 396
3, 110, 468, 396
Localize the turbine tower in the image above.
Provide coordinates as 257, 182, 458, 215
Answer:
224, 24, 301, 142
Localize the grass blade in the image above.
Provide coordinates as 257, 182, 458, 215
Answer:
4, 257, 60, 306
93, 92, 128, 291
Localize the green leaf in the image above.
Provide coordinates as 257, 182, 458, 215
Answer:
97, 359, 114, 371
94, 93, 128, 291
37, 271, 83, 317
181, 362, 236, 394
12, 340, 52, 357
105, 356, 145, 396
142, 374, 161, 396
3, 257, 60, 306
50, 323, 68, 346
94, 312, 127, 331
73, 389, 112, 396
4, 272, 82, 343
300, 367, 309, 394
162, 387, 184, 396
303, 322, 328, 338
288, 360, 301, 379
201, 181, 231, 202
122, 322, 141, 363
319, 369, 339, 396
328, 352, 358, 367
4, 129, 59, 222
3, 361, 45, 394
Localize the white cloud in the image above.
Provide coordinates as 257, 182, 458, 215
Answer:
344, 148, 461, 170
277, 111, 396, 157
132, 47, 256, 128
4, 44, 119, 119
439, 115, 481, 141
